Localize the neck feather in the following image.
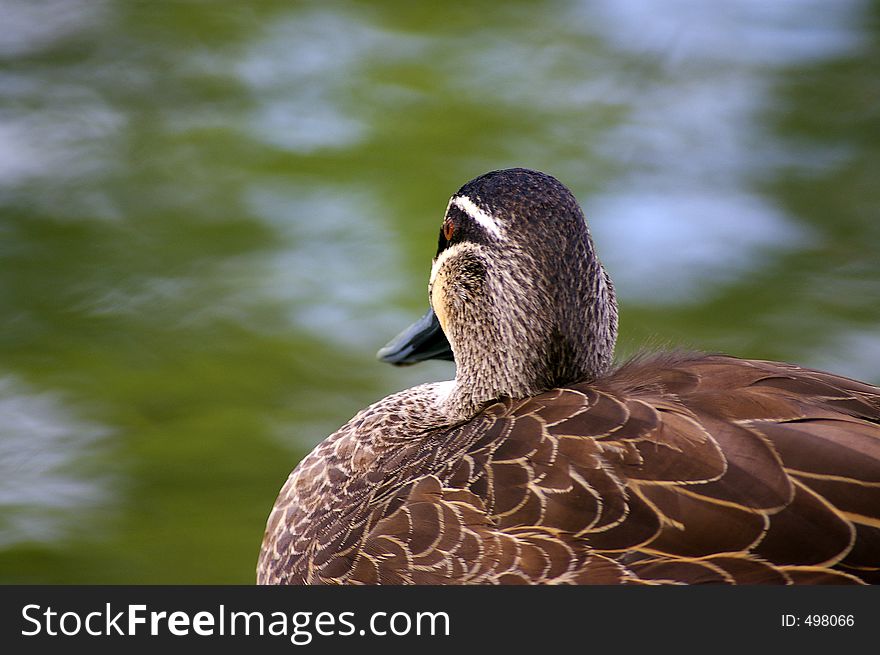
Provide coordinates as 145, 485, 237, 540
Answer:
443, 260, 618, 419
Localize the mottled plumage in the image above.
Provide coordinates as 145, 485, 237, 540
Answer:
258, 169, 880, 585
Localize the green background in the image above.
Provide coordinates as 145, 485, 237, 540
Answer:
0, 0, 878, 583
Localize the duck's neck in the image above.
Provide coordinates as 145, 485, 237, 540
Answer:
442, 261, 618, 420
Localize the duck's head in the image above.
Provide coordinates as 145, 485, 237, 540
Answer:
379, 168, 618, 417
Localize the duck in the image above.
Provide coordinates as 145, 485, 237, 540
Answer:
258, 167, 880, 585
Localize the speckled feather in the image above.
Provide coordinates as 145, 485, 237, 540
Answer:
258, 353, 880, 584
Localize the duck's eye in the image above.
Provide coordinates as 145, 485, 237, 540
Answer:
443, 219, 455, 241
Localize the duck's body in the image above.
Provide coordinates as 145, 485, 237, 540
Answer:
258, 169, 880, 585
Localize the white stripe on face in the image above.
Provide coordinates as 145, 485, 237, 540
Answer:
452, 195, 505, 240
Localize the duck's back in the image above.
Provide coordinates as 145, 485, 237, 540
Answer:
258, 353, 880, 584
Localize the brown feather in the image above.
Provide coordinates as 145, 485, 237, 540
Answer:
257, 353, 880, 585
256, 170, 880, 584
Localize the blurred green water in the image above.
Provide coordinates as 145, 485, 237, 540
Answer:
0, 0, 877, 583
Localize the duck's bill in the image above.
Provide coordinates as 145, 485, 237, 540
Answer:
377, 307, 454, 365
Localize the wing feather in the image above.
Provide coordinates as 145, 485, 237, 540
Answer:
264, 353, 880, 584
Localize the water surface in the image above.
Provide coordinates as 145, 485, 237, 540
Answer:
0, 0, 878, 582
